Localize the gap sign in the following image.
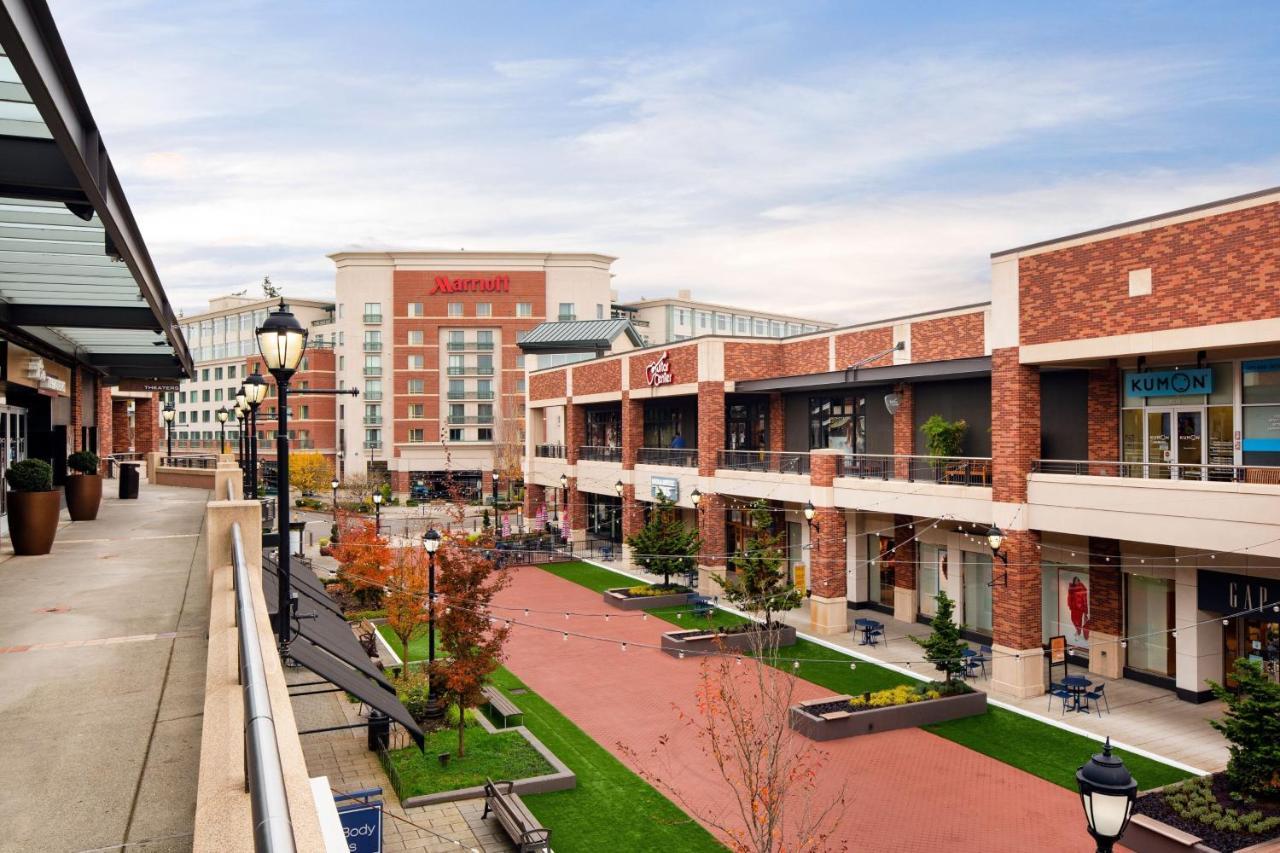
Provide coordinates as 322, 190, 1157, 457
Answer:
1125, 368, 1213, 398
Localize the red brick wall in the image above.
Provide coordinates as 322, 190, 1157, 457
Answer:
768, 393, 784, 453
1087, 364, 1119, 467
246, 349, 338, 459
992, 529, 1042, 650
111, 399, 130, 452
1018, 201, 1280, 346
810, 507, 846, 598
621, 393, 642, 469
565, 403, 585, 465
910, 312, 985, 363
621, 484, 644, 540
96, 384, 113, 457
991, 348, 1039, 504
1088, 537, 1122, 636
780, 337, 828, 377
524, 483, 546, 523
697, 381, 725, 476
572, 359, 621, 396
529, 370, 566, 402
699, 492, 726, 568
892, 514, 916, 590
630, 344, 697, 388
835, 327, 894, 369
135, 396, 159, 454
892, 383, 915, 477
810, 450, 838, 487
723, 341, 784, 381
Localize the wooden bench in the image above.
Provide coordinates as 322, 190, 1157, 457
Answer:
481, 685, 524, 728
483, 777, 551, 852
690, 594, 716, 618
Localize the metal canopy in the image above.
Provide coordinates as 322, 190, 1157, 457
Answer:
0, 2, 192, 379
517, 318, 644, 353
735, 355, 993, 393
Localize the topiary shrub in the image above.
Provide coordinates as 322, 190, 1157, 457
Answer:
6, 458, 53, 492
67, 451, 99, 475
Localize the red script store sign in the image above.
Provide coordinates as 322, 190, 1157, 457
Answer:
645, 351, 674, 387
430, 274, 511, 295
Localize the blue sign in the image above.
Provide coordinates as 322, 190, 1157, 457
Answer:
1125, 368, 1213, 398
336, 796, 382, 853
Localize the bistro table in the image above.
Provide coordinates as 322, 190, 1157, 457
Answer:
854, 618, 884, 647
1061, 674, 1094, 713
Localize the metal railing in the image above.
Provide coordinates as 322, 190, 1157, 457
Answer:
718, 449, 811, 475
363, 440, 383, 450
362, 366, 381, 377
446, 365, 496, 376
231, 520, 297, 852
362, 416, 382, 425
362, 341, 381, 352
162, 455, 218, 469
1031, 459, 1280, 484
637, 447, 699, 467
578, 445, 622, 463
363, 391, 382, 401
836, 453, 992, 486
362, 313, 382, 324
447, 415, 495, 425
535, 443, 566, 459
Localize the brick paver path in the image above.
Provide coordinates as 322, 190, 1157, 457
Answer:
497, 565, 1102, 853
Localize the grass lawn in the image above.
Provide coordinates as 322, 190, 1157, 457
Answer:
539, 560, 1194, 791
488, 667, 723, 853
375, 622, 437, 663
385, 717, 554, 797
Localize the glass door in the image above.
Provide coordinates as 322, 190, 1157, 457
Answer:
0, 406, 28, 518
918, 544, 943, 618
1146, 411, 1172, 478
1174, 409, 1204, 480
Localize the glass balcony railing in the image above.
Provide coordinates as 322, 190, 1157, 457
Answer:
362, 313, 382, 324
363, 341, 381, 352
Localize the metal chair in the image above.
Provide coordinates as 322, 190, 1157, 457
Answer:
1048, 682, 1072, 715
1084, 682, 1109, 716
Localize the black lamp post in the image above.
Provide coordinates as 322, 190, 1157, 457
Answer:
373, 491, 382, 534
614, 479, 624, 541
161, 401, 175, 457
256, 301, 308, 648
234, 404, 246, 472
491, 470, 499, 508
330, 477, 340, 544
216, 406, 229, 455
1076, 738, 1138, 853
242, 370, 268, 499
422, 527, 444, 719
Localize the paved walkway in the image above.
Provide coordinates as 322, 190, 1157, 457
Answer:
497, 565, 1106, 853
0, 480, 209, 852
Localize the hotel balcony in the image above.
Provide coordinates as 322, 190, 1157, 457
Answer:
1028, 459, 1280, 558
447, 414, 495, 425
363, 340, 381, 352
446, 365, 495, 376
535, 443, 566, 459
362, 313, 382, 324
362, 365, 381, 377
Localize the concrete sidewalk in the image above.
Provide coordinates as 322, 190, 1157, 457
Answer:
0, 480, 209, 852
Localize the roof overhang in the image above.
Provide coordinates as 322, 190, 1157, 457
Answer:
735, 356, 992, 393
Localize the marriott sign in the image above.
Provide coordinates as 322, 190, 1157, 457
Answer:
429, 274, 511, 295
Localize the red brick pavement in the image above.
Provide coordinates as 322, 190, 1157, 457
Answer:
497, 566, 1103, 852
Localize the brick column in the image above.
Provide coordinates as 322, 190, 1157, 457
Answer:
621, 392, 643, 469
96, 384, 113, 458
135, 396, 159, 454
564, 476, 586, 548
1087, 363, 1120, 475
807, 449, 847, 634
891, 513, 918, 623
990, 347, 1044, 697
620, 483, 645, 565
565, 402, 585, 465
768, 393, 784, 453
391, 470, 409, 497
1087, 536, 1123, 678
696, 492, 727, 595
111, 399, 130, 452
697, 382, 725, 476
892, 383, 914, 479
523, 483, 546, 530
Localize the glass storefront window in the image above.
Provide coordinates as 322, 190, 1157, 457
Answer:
1041, 560, 1091, 654
918, 544, 944, 617
1126, 573, 1175, 677
867, 534, 894, 606
962, 551, 993, 634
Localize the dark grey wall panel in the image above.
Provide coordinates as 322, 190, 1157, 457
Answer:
1040, 370, 1088, 460
911, 377, 992, 457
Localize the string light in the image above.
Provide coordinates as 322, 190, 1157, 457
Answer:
678, 651, 686, 660
621, 642, 628, 652
562, 632, 567, 641
792, 660, 800, 670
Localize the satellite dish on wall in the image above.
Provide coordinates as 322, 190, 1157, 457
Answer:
884, 393, 901, 416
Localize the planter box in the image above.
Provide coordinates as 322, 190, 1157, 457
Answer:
660, 623, 797, 656
789, 690, 987, 741
1127, 785, 1280, 853
603, 587, 693, 611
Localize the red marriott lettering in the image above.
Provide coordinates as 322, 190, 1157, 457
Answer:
429, 274, 511, 295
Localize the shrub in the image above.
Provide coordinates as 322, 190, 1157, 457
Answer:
846, 684, 944, 710
67, 450, 99, 475
405, 499, 418, 507
446, 703, 479, 729
1209, 658, 1280, 796
396, 669, 433, 723
6, 458, 53, 492
919, 414, 968, 459
624, 584, 689, 596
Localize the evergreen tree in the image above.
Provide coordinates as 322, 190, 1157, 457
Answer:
715, 500, 801, 626
625, 495, 700, 588
911, 590, 968, 683
1209, 658, 1280, 795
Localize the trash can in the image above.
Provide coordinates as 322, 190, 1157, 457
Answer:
367, 710, 390, 751
118, 462, 140, 499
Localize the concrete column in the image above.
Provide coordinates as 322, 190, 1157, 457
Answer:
205, 499, 263, 580
892, 514, 917, 623
1087, 537, 1124, 679
621, 392, 643, 469
991, 529, 1046, 698
892, 383, 915, 479
808, 449, 847, 634
697, 492, 727, 595
1175, 560, 1222, 702
1087, 362, 1120, 474
697, 382, 725, 477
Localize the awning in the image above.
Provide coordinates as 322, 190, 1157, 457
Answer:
517, 318, 643, 353
286, 639, 425, 750
735, 355, 992, 393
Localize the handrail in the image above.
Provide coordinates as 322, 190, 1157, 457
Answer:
231, 520, 297, 852
1031, 458, 1280, 484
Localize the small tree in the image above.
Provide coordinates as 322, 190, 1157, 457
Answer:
330, 514, 390, 610
341, 472, 375, 509
290, 451, 333, 496
715, 500, 800, 626
383, 545, 433, 675
1209, 658, 1280, 795
434, 540, 510, 756
625, 495, 700, 588
910, 590, 968, 684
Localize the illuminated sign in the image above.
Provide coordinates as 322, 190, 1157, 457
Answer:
429, 274, 510, 295
644, 351, 674, 387
1125, 368, 1212, 398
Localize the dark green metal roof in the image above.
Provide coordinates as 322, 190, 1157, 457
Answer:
517, 318, 643, 353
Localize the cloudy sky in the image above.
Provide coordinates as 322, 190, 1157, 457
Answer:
52, 1, 1280, 319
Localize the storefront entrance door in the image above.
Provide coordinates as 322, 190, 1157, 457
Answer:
0, 406, 28, 518
1223, 618, 1280, 688
1143, 409, 1205, 478
1174, 409, 1204, 480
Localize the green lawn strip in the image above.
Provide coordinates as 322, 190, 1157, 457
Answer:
386, 718, 554, 797
487, 667, 723, 853
375, 622, 436, 663
536, 561, 1194, 790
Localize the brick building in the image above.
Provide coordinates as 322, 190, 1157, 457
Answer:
524, 187, 1280, 703
245, 344, 339, 474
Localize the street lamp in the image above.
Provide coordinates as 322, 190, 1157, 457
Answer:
242, 369, 269, 499
690, 487, 702, 509
373, 490, 382, 533
1076, 738, 1138, 853
216, 406, 229, 455
330, 477, 341, 543
986, 523, 1009, 587
422, 527, 444, 719
161, 401, 175, 457
234, 404, 246, 469
256, 300, 309, 648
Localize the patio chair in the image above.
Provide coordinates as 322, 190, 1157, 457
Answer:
1048, 682, 1072, 715
600, 544, 614, 561
1084, 683, 1110, 717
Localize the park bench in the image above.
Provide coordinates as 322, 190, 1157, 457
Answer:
483, 777, 551, 852
481, 685, 524, 728
690, 594, 716, 618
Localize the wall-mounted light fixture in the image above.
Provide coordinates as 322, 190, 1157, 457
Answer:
986, 524, 1009, 587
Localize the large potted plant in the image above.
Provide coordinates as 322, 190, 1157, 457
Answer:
7, 458, 60, 555
65, 450, 102, 521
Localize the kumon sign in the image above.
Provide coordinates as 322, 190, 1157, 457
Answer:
1124, 368, 1213, 398
429, 274, 511, 295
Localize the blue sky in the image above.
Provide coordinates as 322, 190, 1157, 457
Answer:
52, 1, 1280, 319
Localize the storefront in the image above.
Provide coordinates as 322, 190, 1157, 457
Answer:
1199, 569, 1280, 687
643, 398, 697, 448
585, 493, 621, 543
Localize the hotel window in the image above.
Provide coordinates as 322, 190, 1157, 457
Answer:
516, 302, 533, 317
448, 428, 464, 442
770, 320, 783, 337
448, 330, 464, 348
478, 379, 493, 399
597, 304, 604, 320
408, 302, 424, 317
1242, 358, 1280, 466
363, 302, 381, 321
202, 410, 211, 422
448, 302, 463, 317
697, 311, 710, 330
674, 308, 688, 326
214, 367, 223, 380
717, 314, 728, 332
961, 552, 993, 635
228, 365, 237, 379
365, 380, 382, 400
476, 303, 492, 317
408, 354, 425, 370
408, 330, 424, 345
477, 354, 493, 374
179, 391, 187, 404
407, 379, 426, 394
214, 389, 223, 401
477, 330, 494, 348
202, 389, 210, 402
449, 379, 465, 398
298, 405, 309, 419
515, 377, 526, 392
364, 330, 381, 350
365, 404, 381, 421
449, 403, 464, 421
201, 368, 210, 381
338, 356, 344, 371
408, 403, 425, 418
478, 403, 493, 424
558, 303, 575, 321
365, 428, 381, 445
408, 428, 425, 443
364, 355, 381, 375
786, 323, 800, 336
808, 396, 862, 451
448, 354, 464, 374
478, 428, 493, 441
178, 411, 186, 423
754, 318, 767, 335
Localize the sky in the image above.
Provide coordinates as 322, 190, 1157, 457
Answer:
50, 1, 1280, 320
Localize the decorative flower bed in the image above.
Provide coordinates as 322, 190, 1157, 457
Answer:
1130, 775, 1280, 852
660, 622, 797, 656
790, 684, 986, 741
603, 584, 693, 610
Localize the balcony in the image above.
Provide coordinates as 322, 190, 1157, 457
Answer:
362, 416, 382, 425
363, 440, 383, 450
362, 366, 381, 377
363, 391, 383, 401
362, 313, 382, 324
447, 415, 495, 425
476, 340, 494, 350
718, 449, 810, 475
837, 454, 992, 487
446, 341, 468, 351
446, 365, 496, 376
1031, 459, 1280, 483
636, 447, 698, 468
535, 443, 566, 459
363, 340, 381, 352
578, 445, 622, 463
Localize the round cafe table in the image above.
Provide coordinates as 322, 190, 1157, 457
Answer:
1061, 674, 1093, 713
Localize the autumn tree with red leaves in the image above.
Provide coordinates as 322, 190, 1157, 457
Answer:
331, 512, 391, 610
382, 545, 433, 675
433, 538, 510, 756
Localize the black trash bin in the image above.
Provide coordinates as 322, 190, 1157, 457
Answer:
367, 710, 390, 751
118, 462, 140, 499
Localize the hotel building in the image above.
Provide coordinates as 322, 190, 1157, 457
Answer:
612, 289, 833, 345
523, 187, 1280, 703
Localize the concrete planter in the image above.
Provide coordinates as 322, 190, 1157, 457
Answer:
660, 623, 797, 657
789, 690, 987, 741
1126, 785, 1280, 853
603, 587, 693, 611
